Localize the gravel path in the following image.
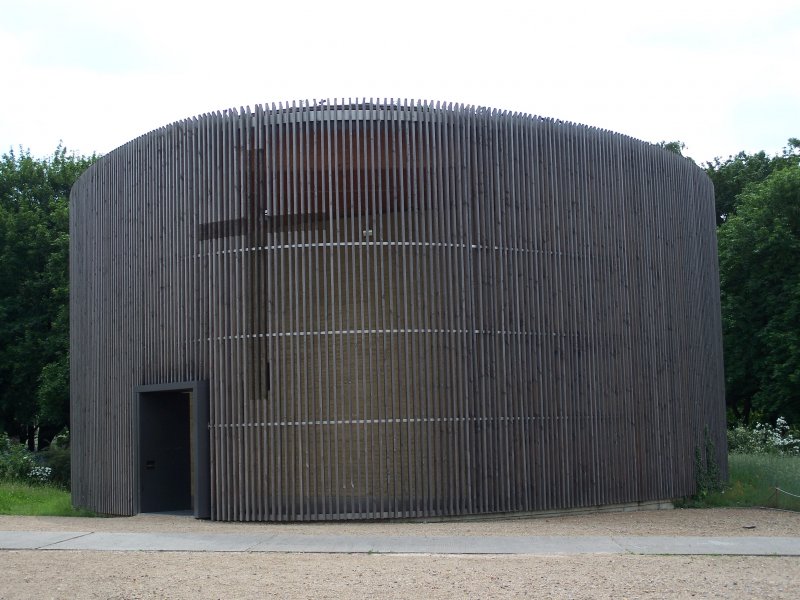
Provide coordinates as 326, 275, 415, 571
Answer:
1, 506, 799, 536
1, 508, 798, 599
1, 551, 797, 599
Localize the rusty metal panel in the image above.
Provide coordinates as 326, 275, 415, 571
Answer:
70, 101, 727, 520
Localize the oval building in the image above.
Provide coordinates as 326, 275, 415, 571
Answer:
70, 100, 727, 520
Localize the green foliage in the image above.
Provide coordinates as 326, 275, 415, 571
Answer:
704, 427, 721, 491
728, 417, 800, 455
37, 353, 70, 428
39, 445, 70, 488
1, 428, 71, 488
705, 138, 799, 226
655, 140, 687, 157
717, 165, 800, 424
0, 430, 55, 484
0, 146, 96, 445
684, 420, 800, 510
0, 431, 37, 481
50, 427, 69, 449
0, 480, 95, 516
694, 426, 723, 500
701, 453, 800, 511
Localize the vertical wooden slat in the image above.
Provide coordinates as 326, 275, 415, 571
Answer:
70, 100, 727, 521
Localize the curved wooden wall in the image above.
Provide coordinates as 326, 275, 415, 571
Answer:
70, 100, 727, 520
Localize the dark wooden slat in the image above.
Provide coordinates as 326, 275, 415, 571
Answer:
70, 101, 727, 521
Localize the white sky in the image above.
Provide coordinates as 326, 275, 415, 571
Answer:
1, 0, 798, 165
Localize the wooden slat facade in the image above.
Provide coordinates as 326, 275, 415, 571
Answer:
70, 100, 727, 520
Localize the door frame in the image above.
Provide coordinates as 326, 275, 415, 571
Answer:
134, 380, 210, 518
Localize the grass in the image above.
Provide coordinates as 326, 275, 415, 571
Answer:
0, 481, 96, 517
701, 453, 800, 510
3, 454, 797, 517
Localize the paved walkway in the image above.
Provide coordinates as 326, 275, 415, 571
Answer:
1, 531, 799, 555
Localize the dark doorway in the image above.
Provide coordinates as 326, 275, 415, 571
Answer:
139, 390, 191, 512
135, 381, 210, 518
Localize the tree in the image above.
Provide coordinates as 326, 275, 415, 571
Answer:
0, 146, 96, 448
705, 138, 800, 226
718, 166, 800, 424
655, 140, 687, 157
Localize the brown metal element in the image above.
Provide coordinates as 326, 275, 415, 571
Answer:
70, 101, 727, 521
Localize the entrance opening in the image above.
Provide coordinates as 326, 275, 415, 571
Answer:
139, 390, 191, 512
135, 381, 210, 518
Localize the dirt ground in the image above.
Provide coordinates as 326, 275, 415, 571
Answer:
1, 551, 798, 599
1, 506, 799, 536
1, 508, 799, 599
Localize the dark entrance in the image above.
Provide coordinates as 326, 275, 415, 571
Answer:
135, 381, 210, 518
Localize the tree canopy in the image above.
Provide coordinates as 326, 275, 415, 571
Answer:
0, 147, 96, 448
705, 138, 800, 226
0, 137, 797, 449
651, 137, 798, 424
717, 164, 800, 424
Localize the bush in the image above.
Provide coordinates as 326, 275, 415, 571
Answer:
39, 446, 70, 487
0, 431, 53, 485
693, 425, 723, 500
728, 417, 800, 455
50, 427, 69, 449
0, 431, 36, 481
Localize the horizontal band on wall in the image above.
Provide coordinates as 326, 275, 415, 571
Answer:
70, 99, 727, 521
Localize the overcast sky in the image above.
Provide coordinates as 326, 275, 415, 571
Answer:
1, 0, 797, 165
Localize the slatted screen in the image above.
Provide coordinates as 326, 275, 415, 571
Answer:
70, 100, 727, 520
